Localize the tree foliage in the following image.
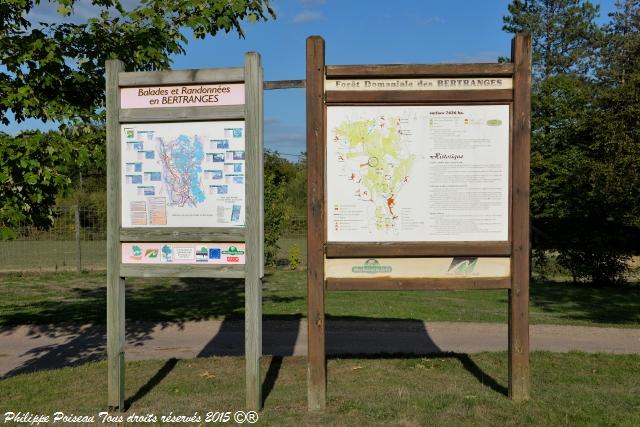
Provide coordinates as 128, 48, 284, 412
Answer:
599, 0, 640, 85
0, 0, 274, 236
263, 150, 306, 266
0, 0, 275, 126
504, 0, 640, 284
503, 0, 600, 80
0, 128, 103, 238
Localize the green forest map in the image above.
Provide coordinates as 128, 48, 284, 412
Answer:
334, 116, 415, 232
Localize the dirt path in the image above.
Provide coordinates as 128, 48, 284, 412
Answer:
2, 319, 639, 378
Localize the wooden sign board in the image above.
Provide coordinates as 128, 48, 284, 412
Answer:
306, 34, 531, 410
106, 54, 264, 411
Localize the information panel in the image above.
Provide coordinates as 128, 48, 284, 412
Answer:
121, 121, 246, 228
326, 105, 509, 242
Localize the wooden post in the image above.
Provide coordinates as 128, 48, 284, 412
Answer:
75, 205, 82, 273
106, 59, 126, 410
244, 52, 263, 411
306, 36, 326, 412
509, 32, 532, 401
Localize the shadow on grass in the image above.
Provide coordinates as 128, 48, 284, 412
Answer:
0, 272, 306, 327
7, 272, 640, 404
3, 272, 640, 328
530, 279, 640, 325
196, 313, 303, 407
262, 356, 283, 407
324, 318, 507, 397
125, 358, 178, 410
328, 352, 507, 397
0, 277, 247, 379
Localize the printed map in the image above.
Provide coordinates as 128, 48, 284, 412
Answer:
332, 115, 415, 233
158, 134, 206, 207
121, 121, 245, 228
327, 105, 510, 242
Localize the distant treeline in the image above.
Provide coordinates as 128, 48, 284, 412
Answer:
503, 0, 640, 284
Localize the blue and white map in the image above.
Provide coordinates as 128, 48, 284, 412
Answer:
121, 121, 246, 228
158, 134, 206, 207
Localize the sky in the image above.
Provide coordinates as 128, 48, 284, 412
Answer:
3, 0, 620, 159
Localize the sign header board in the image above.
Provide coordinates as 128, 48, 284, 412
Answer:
120, 83, 245, 109
325, 78, 512, 91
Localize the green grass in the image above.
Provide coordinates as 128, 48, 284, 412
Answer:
0, 237, 305, 272
0, 240, 107, 272
1, 270, 639, 327
1, 353, 639, 426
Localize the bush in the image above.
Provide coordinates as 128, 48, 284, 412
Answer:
288, 243, 301, 270
263, 171, 286, 266
557, 250, 631, 285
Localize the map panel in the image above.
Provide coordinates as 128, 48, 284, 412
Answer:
121, 121, 245, 228
327, 105, 509, 242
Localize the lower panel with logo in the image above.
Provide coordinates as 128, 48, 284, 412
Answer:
122, 242, 246, 265
325, 257, 510, 279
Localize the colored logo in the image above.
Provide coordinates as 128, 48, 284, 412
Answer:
196, 247, 208, 262
351, 259, 392, 274
209, 248, 221, 259
125, 128, 134, 139
448, 257, 479, 275
161, 245, 173, 262
144, 249, 159, 259
131, 245, 142, 260
222, 246, 245, 255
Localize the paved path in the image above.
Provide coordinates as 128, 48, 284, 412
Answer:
2, 319, 639, 378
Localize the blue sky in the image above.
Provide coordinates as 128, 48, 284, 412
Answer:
3, 0, 619, 159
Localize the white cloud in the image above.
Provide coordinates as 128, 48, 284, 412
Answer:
292, 10, 324, 24
264, 118, 305, 158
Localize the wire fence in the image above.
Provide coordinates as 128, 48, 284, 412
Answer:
0, 207, 306, 272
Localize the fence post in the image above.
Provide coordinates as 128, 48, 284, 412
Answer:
75, 205, 82, 273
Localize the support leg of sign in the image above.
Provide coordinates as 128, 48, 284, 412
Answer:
508, 32, 532, 402
106, 59, 126, 410
306, 36, 327, 412
244, 52, 263, 411
107, 276, 125, 410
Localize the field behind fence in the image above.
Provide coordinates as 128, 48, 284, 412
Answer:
0, 207, 306, 272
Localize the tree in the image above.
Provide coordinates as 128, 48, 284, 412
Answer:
503, 0, 640, 283
263, 150, 307, 266
503, 0, 600, 80
1, 0, 274, 126
0, 129, 103, 238
0, 0, 274, 235
598, 0, 640, 85
263, 167, 286, 266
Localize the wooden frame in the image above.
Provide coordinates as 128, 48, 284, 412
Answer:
106, 53, 264, 411
306, 34, 531, 410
